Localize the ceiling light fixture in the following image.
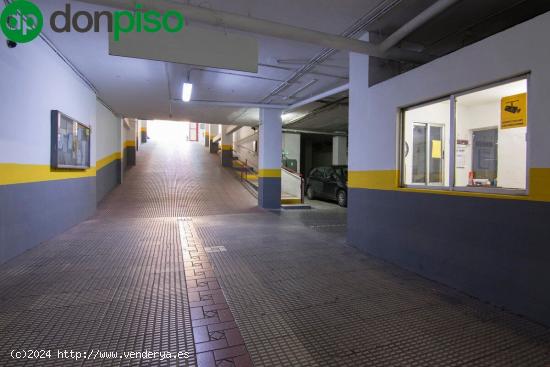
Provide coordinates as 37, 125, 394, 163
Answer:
182, 83, 193, 102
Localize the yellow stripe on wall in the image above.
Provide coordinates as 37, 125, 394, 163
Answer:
258, 169, 281, 178
96, 152, 122, 171
0, 163, 96, 186
530, 168, 550, 202
349, 168, 550, 203
124, 140, 136, 148
222, 145, 233, 151
349, 170, 399, 191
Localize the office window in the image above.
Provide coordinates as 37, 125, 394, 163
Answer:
400, 77, 528, 194
402, 100, 451, 186
455, 79, 527, 190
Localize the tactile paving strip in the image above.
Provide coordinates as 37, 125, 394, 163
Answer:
188, 211, 550, 367
178, 218, 253, 367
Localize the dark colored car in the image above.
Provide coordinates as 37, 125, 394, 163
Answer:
306, 166, 348, 207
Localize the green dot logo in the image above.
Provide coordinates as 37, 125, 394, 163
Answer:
1, 0, 43, 43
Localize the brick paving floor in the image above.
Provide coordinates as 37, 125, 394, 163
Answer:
0, 139, 549, 367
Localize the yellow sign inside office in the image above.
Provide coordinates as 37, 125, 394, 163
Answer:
501, 93, 527, 129
431, 140, 442, 159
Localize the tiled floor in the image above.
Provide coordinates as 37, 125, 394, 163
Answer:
0, 141, 258, 366
0, 140, 549, 366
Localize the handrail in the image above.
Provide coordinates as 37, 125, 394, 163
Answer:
282, 165, 301, 178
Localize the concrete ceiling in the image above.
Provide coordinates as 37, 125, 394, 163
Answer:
33, 0, 550, 129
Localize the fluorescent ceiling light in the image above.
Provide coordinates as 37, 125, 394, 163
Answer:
182, 83, 193, 102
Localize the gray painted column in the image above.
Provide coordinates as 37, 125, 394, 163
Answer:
204, 124, 210, 147
332, 136, 348, 166
209, 124, 219, 153
258, 108, 282, 209
221, 125, 233, 167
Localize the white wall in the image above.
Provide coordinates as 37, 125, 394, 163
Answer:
96, 102, 121, 160
233, 126, 259, 171
283, 133, 301, 173
0, 37, 96, 166
282, 169, 302, 198
332, 136, 348, 166
350, 12, 550, 175
123, 118, 137, 143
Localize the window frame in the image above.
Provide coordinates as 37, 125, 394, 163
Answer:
399, 75, 530, 196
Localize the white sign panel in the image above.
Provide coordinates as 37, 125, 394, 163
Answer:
109, 25, 258, 73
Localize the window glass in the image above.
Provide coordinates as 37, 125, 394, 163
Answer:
402, 100, 451, 186
455, 79, 527, 190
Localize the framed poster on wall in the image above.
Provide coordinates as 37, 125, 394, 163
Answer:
51, 110, 91, 169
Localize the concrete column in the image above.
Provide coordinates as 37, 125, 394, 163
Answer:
332, 136, 348, 166
258, 109, 282, 209
221, 125, 233, 167
140, 120, 148, 144
123, 118, 137, 167
204, 124, 210, 147
209, 125, 219, 153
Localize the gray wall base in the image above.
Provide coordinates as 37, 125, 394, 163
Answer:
0, 177, 96, 264
96, 159, 122, 203
347, 188, 550, 326
221, 151, 233, 167
209, 141, 219, 154
258, 177, 281, 209
125, 147, 136, 168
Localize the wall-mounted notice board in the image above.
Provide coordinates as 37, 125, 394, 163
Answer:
51, 110, 91, 169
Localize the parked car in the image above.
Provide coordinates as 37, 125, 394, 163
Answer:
306, 166, 348, 207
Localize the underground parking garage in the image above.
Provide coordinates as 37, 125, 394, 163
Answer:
1, 0, 550, 366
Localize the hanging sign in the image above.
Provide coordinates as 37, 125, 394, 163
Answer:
501, 93, 527, 129
110, 25, 258, 73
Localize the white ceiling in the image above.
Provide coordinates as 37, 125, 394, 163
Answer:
28, 1, 550, 129
35, 0, 384, 125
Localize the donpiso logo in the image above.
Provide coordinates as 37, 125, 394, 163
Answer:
1, 0, 43, 43
1, 1, 185, 44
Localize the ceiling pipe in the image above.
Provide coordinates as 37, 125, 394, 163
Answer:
379, 0, 462, 53
284, 79, 318, 101
283, 128, 347, 136
78, 0, 380, 55
285, 84, 349, 112
172, 99, 288, 109
259, 63, 347, 80
78, 0, 427, 62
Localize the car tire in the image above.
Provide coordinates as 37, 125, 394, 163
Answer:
306, 186, 315, 200
337, 190, 347, 207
